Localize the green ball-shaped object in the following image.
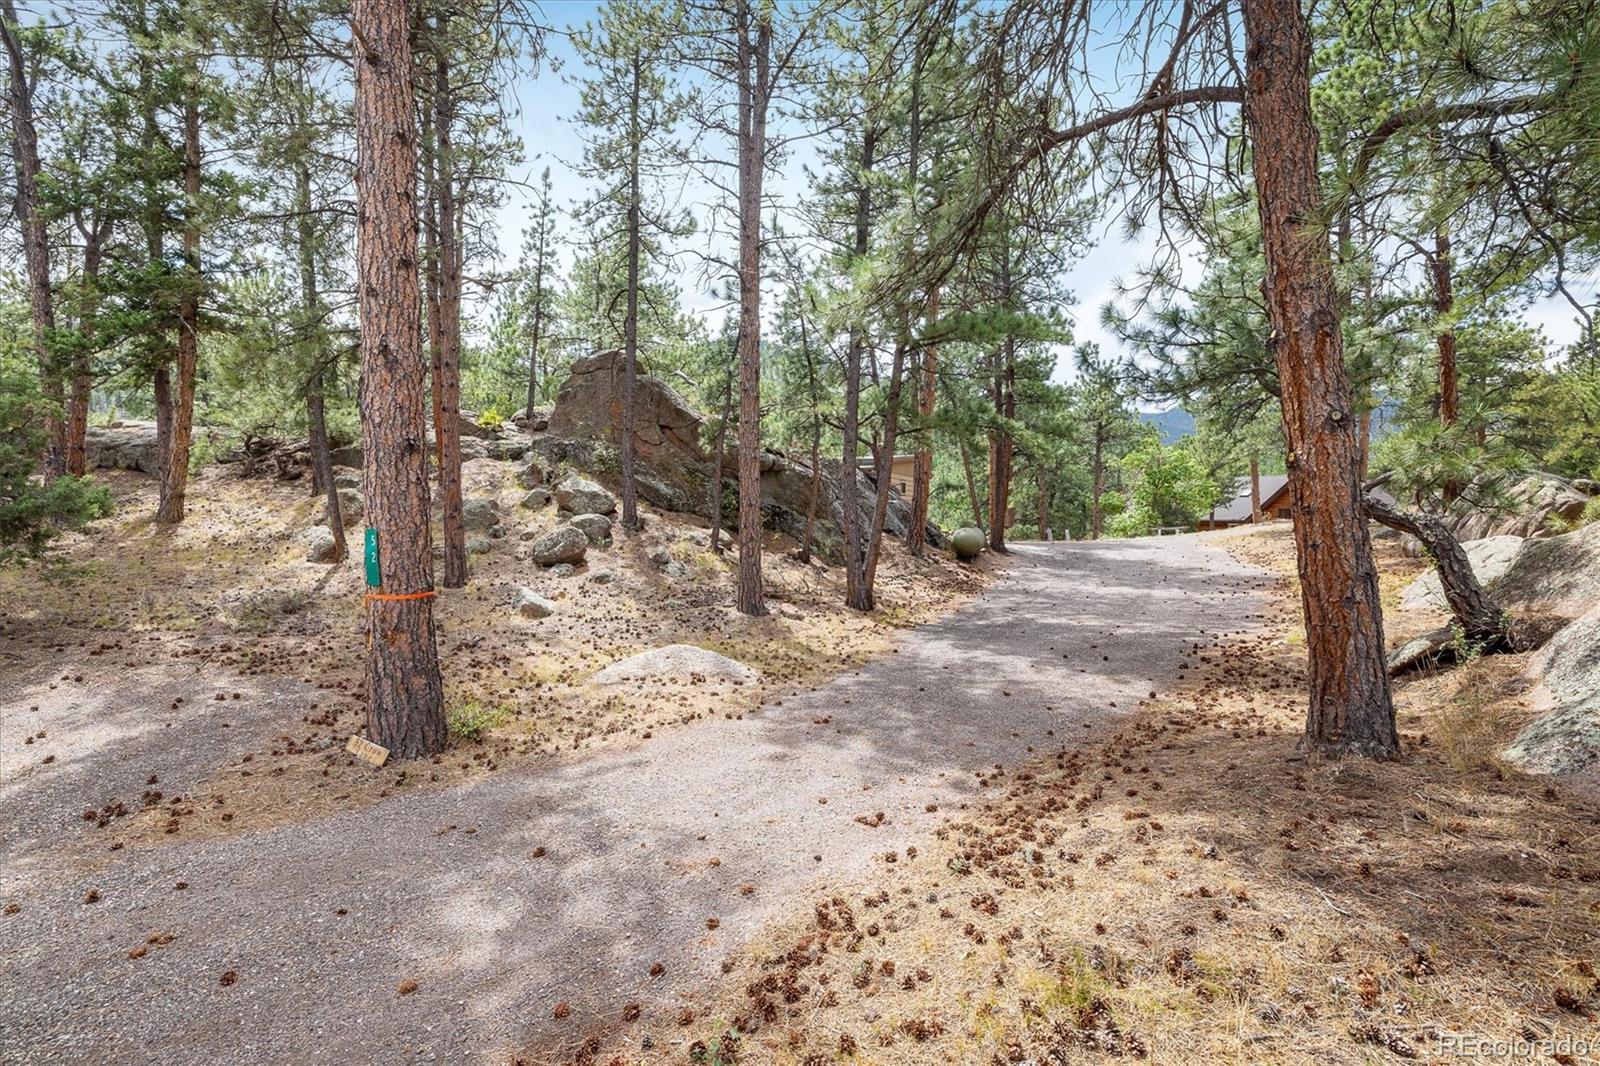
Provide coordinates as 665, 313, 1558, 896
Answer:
950, 527, 985, 560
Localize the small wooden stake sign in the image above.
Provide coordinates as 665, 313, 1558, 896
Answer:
346, 735, 390, 768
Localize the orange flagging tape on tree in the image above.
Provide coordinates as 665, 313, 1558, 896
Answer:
363, 590, 437, 603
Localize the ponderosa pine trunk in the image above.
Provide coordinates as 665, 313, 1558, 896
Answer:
1036, 464, 1049, 539
986, 339, 1015, 552
295, 161, 345, 563
1362, 494, 1507, 649
352, 0, 445, 759
619, 50, 643, 533
863, 339, 909, 593
430, 34, 466, 588
1089, 433, 1105, 539
67, 217, 111, 476
1250, 455, 1263, 522
732, 3, 771, 616
156, 88, 201, 526
2, 0, 64, 475
796, 310, 822, 564
906, 285, 940, 556
960, 439, 984, 530
839, 125, 877, 611
1432, 228, 1458, 429
1242, 0, 1396, 758
306, 381, 346, 562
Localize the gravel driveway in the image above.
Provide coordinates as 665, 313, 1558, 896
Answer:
0, 536, 1267, 1064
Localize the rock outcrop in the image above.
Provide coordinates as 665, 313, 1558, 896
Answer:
1401, 473, 1591, 554
592, 644, 758, 685
85, 421, 162, 475
1504, 601, 1600, 775
1493, 521, 1600, 618
531, 350, 941, 562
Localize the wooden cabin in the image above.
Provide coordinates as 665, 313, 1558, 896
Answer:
1195, 474, 1291, 531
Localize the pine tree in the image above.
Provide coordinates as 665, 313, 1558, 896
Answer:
352, 0, 445, 759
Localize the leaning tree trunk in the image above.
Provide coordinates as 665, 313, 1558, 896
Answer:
1243, 0, 1396, 758
1362, 494, 1508, 649
863, 340, 909, 595
352, 0, 445, 759
156, 89, 202, 526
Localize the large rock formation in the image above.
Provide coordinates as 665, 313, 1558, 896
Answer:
1401, 472, 1591, 554
533, 350, 942, 562
1504, 600, 1600, 775
85, 421, 162, 475
1492, 520, 1600, 618
592, 644, 758, 685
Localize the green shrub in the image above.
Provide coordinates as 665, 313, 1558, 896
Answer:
448, 700, 509, 741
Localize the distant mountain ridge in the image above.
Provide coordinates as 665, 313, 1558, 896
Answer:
1139, 408, 1195, 444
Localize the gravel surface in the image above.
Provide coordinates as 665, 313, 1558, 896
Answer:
0, 536, 1267, 1064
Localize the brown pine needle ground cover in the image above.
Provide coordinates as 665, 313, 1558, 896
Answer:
591, 525, 1600, 1066
0, 464, 991, 849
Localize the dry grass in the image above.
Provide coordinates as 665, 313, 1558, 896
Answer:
0, 463, 993, 846
576, 525, 1600, 1066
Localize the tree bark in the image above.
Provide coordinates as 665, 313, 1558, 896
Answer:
906, 285, 940, 556
156, 86, 201, 525
1249, 455, 1263, 522
1, 0, 63, 475
796, 307, 822, 564
1431, 228, 1458, 428
1362, 494, 1507, 649
863, 339, 908, 592
840, 125, 877, 611
960, 439, 984, 530
306, 380, 346, 562
352, 0, 446, 759
67, 217, 111, 476
1090, 432, 1105, 539
296, 162, 345, 563
1243, 0, 1396, 758
619, 49, 644, 533
430, 33, 466, 588
1035, 463, 1050, 539
732, 1, 770, 616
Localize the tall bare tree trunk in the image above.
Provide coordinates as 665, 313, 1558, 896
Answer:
619, 50, 643, 533
1249, 455, 1263, 522
1431, 229, 1458, 428
156, 87, 201, 525
840, 126, 877, 611
2, 0, 64, 475
709, 354, 734, 555
67, 217, 111, 476
732, 2, 770, 616
863, 341, 908, 592
352, 0, 445, 759
1090, 432, 1105, 539
796, 308, 822, 564
429, 34, 466, 588
907, 286, 940, 556
296, 161, 345, 563
1036, 457, 1049, 534
1243, 0, 1396, 758
959, 439, 984, 529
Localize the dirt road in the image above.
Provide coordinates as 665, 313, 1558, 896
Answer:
0, 536, 1267, 1064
